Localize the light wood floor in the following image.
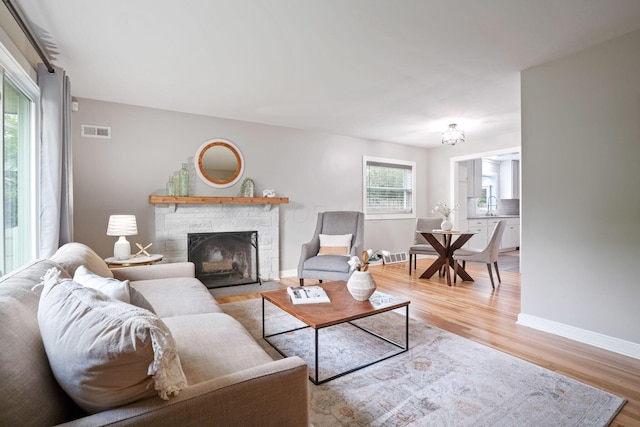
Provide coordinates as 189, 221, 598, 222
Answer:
216, 257, 640, 426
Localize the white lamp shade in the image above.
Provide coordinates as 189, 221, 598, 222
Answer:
106, 215, 138, 236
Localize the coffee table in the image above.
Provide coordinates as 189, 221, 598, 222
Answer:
261, 281, 410, 385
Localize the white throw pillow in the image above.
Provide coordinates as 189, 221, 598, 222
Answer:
318, 233, 352, 256
38, 268, 187, 414
74, 264, 131, 303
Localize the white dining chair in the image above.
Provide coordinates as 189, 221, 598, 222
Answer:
453, 220, 506, 288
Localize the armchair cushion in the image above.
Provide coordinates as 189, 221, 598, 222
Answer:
37, 269, 187, 414
318, 233, 352, 256
303, 254, 352, 273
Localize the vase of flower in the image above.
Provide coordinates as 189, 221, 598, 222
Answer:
346, 251, 377, 301
347, 271, 377, 301
433, 200, 459, 231
440, 217, 453, 231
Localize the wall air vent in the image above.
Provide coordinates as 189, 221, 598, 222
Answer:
81, 124, 111, 139
382, 252, 408, 265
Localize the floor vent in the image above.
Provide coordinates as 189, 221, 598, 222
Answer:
81, 124, 111, 139
382, 252, 408, 264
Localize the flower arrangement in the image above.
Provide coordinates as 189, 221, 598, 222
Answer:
348, 251, 371, 271
432, 200, 460, 219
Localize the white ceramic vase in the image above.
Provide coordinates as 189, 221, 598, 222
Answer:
441, 218, 453, 231
347, 271, 377, 301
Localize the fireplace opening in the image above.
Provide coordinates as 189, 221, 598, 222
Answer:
188, 231, 260, 289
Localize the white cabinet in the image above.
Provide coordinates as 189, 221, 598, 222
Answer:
502, 218, 520, 250
463, 218, 520, 251
464, 158, 482, 198
499, 160, 520, 199
465, 219, 488, 251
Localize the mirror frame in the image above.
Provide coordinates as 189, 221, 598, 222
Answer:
194, 138, 245, 188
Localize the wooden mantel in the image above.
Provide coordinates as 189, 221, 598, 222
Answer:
148, 195, 289, 205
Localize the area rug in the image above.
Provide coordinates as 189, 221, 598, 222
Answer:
221, 299, 625, 427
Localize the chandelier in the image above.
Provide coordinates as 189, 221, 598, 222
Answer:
442, 124, 465, 145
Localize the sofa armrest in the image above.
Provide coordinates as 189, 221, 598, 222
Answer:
56, 357, 309, 427
111, 262, 195, 282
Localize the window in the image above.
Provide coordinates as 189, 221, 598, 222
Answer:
0, 74, 34, 275
363, 156, 416, 219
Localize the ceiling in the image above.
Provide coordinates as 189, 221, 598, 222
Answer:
13, 0, 640, 148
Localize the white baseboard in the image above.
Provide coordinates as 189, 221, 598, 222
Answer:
279, 269, 297, 278
517, 313, 640, 360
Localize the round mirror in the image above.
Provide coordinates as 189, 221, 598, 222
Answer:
195, 138, 244, 188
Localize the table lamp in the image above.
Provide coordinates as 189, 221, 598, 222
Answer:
106, 215, 138, 259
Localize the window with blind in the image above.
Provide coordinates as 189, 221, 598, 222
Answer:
363, 157, 416, 219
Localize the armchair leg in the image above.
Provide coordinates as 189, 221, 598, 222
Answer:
486, 264, 495, 289
494, 262, 502, 283
409, 254, 413, 274
299, 278, 304, 286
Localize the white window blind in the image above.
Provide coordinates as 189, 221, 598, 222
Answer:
363, 157, 416, 219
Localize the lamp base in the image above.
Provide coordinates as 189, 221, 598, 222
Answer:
113, 236, 131, 260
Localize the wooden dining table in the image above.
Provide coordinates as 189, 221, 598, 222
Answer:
417, 229, 478, 286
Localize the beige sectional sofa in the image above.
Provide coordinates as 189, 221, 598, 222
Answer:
0, 242, 309, 426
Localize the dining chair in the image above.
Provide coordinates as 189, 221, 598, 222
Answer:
409, 217, 443, 275
453, 220, 506, 288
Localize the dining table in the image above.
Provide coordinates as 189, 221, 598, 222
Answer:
417, 229, 478, 286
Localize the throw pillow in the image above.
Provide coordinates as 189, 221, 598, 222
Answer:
318, 233, 352, 256
73, 265, 155, 313
74, 265, 131, 303
38, 268, 187, 414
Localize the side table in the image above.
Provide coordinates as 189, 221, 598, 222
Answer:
105, 254, 163, 268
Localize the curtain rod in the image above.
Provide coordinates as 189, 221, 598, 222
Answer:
3, 0, 54, 73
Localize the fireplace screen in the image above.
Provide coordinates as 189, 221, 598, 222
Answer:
188, 231, 259, 289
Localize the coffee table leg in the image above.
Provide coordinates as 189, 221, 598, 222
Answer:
315, 329, 319, 385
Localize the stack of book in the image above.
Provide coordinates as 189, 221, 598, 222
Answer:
287, 286, 330, 304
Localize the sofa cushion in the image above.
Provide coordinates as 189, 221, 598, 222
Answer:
131, 277, 223, 318
0, 259, 75, 426
50, 242, 113, 278
37, 269, 187, 414
162, 312, 274, 384
318, 233, 352, 256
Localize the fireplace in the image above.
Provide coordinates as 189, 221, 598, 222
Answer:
188, 231, 260, 289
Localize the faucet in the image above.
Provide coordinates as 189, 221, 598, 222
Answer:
487, 196, 498, 216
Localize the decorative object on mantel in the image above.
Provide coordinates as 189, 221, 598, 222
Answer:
238, 177, 255, 197
178, 163, 190, 196
106, 215, 138, 259
134, 242, 152, 257
346, 251, 377, 301
262, 189, 276, 198
432, 200, 459, 231
165, 175, 176, 196
442, 123, 465, 145
195, 138, 245, 188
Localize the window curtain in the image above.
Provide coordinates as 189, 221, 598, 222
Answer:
37, 63, 73, 257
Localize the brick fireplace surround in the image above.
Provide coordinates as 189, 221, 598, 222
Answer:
150, 197, 287, 281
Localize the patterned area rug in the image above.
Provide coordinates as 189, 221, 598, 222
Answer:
221, 299, 625, 427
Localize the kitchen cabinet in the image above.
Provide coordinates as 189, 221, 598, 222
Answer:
502, 218, 520, 250
499, 160, 520, 199
464, 158, 482, 198
463, 218, 520, 251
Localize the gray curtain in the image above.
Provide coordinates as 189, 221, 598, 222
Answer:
38, 63, 73, 257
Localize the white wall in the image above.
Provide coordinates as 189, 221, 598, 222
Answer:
71, 99, 429, 275
520, 30, 640, 355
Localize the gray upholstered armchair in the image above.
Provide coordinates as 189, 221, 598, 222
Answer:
297, 211, 365, 285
